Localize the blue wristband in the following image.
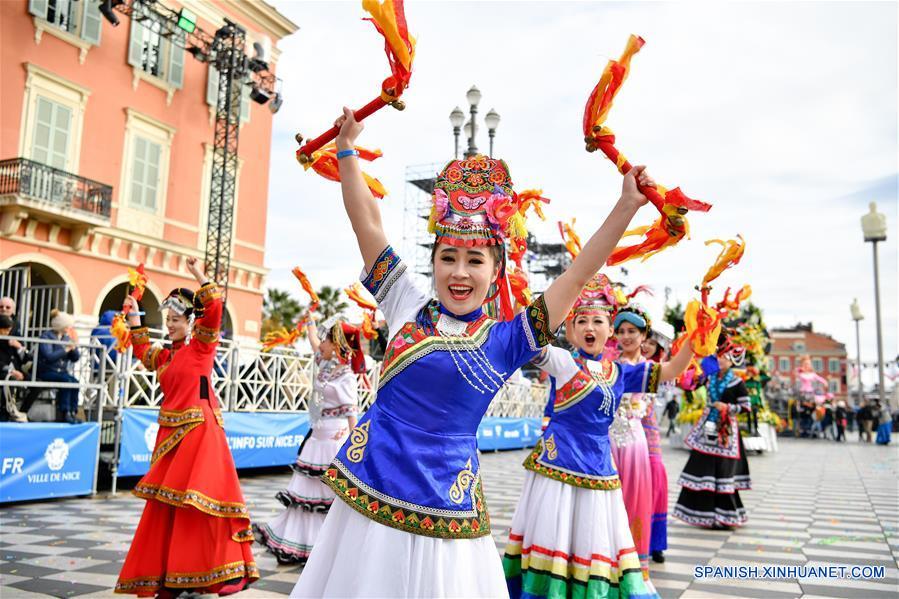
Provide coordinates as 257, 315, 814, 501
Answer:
336, 149, 360, 160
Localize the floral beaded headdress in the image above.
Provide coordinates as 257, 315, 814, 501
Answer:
568, 274, 621, 320
427, 155, 534, 321
428, 155, 524, 246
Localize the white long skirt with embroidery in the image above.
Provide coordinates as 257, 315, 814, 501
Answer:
291, 498, 508, 598
254, 418, 348, 564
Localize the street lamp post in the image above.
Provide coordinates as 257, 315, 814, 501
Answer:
860, 202, 888, 409
449, 86, 500, 159
484, 108, 501, 157
850, 298, 864, 408
465, 85, 481, 157
449, 106, 464, 159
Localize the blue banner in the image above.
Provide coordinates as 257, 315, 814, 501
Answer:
118, 409, 310, 477
477, 417, 542, 451
0, 422, 100, 503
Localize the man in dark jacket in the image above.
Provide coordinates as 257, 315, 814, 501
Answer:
0, 314, 29, 422
0, 297, 20, 336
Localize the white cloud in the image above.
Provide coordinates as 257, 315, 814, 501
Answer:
264, 1, 896, 362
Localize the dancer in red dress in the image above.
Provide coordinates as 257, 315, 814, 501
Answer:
116, 258, 258, 597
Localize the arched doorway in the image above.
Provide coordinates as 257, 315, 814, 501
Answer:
222, 306, 234, 341
97, 283, 162, 330
0, 261, 76, 335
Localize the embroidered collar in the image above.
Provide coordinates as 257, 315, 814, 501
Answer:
575, 349, 603, 362
437, 304, 483, 322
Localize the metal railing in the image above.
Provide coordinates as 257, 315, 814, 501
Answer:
0, 157, 112, 220
2, 332, 550, 497
3, 332, 550, 419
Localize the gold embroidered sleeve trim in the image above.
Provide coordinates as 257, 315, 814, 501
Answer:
130, 327, 150, 346
195, 282, 223, 307
193, 323, 220, 345
142, 346, 164, 371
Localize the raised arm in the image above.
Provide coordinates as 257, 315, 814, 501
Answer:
122, 295, 154, 365
659, 340, 694, 383
542, 166, 652, 330
186, 258, 222, 348
304, 313, 321, 354
334, 107, 389, 271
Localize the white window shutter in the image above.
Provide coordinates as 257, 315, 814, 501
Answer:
27, 0, 49, 19
206, 64, 219, 106
127, 11, 143, 67
167, 33, 185, 88
49, 104, 72, 170
80, 0, 102, 45
31, 98, 54, 165
145, 142, 161, 210
240, 82, 250, 123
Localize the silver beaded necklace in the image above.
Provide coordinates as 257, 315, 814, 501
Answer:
436, 312, 507, 395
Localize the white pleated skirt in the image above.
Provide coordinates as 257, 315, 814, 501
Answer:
291, 499, 509, 598
254, 419, 347, 563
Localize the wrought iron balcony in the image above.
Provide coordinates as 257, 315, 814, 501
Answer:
0, 157, 112, 225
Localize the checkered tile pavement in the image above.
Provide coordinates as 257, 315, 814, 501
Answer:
1, 437, 896, 598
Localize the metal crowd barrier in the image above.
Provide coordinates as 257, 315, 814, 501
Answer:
1, 332, 549, 500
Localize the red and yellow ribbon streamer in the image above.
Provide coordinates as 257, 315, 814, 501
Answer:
112, 264, 148, 352
344, 282, 378, 313
702, 236, 746, 286
558, 219, 583, 260
583, 35, 712, 265
291, 266, 320, 312
297, 143, 387, 199
296, 0, 415, 173
262, 323, 304, 352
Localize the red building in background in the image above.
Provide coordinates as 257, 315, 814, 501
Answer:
768, 323, 848, 402
0, 0, 297, 343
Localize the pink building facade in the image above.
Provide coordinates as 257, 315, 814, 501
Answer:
0, 0, 297, 342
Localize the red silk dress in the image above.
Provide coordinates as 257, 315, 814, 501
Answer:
116, 283, 258, 596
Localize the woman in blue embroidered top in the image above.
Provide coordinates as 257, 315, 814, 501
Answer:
291, 108, 657, 598
503, 278, 694, 599
672, 331, 752, 529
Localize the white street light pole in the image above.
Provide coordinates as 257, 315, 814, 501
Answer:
850, 298, 864, 408
860, 202, 888, 409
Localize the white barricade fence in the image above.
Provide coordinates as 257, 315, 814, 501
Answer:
2, 331, 551, 498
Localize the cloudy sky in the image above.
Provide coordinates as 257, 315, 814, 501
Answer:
263, 1, 897, 367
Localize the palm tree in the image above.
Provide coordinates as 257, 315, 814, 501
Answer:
317, 286, 348, 320
664, 301, 685, 334
262, 288, 304, 336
